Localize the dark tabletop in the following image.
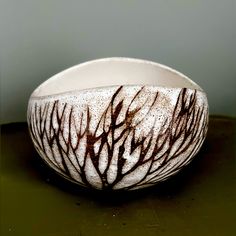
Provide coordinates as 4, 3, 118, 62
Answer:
1, 116, 235, 236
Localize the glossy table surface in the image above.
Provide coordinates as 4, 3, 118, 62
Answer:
1, 116, 235, 236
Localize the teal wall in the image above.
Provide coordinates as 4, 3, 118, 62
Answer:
1, 0, 235, 124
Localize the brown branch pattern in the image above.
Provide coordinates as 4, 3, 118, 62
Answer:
28, 86, 208, 190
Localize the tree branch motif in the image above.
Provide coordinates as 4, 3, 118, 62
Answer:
28, 86, 208, 190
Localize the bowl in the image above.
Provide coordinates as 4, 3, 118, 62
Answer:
27, 58, 209, 190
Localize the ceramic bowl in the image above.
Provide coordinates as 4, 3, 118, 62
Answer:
27, 58, 209, 190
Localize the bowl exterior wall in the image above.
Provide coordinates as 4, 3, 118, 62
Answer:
27, 86, 208, 190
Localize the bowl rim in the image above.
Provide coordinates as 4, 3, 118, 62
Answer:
29, 84, 207, 101
30, 57, 204, 99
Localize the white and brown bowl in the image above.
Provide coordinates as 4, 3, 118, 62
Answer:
27, 58, 208, 190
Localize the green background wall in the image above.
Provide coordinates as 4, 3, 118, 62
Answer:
1, 0, 235, 124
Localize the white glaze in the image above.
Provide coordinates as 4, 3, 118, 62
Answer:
27, 58, 209, 190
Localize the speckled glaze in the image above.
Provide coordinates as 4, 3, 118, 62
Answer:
27, 58, 209, 190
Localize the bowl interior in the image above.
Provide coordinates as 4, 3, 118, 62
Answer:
32, 58, 202, 97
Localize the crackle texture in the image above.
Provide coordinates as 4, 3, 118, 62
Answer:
27, 85, 208, 190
